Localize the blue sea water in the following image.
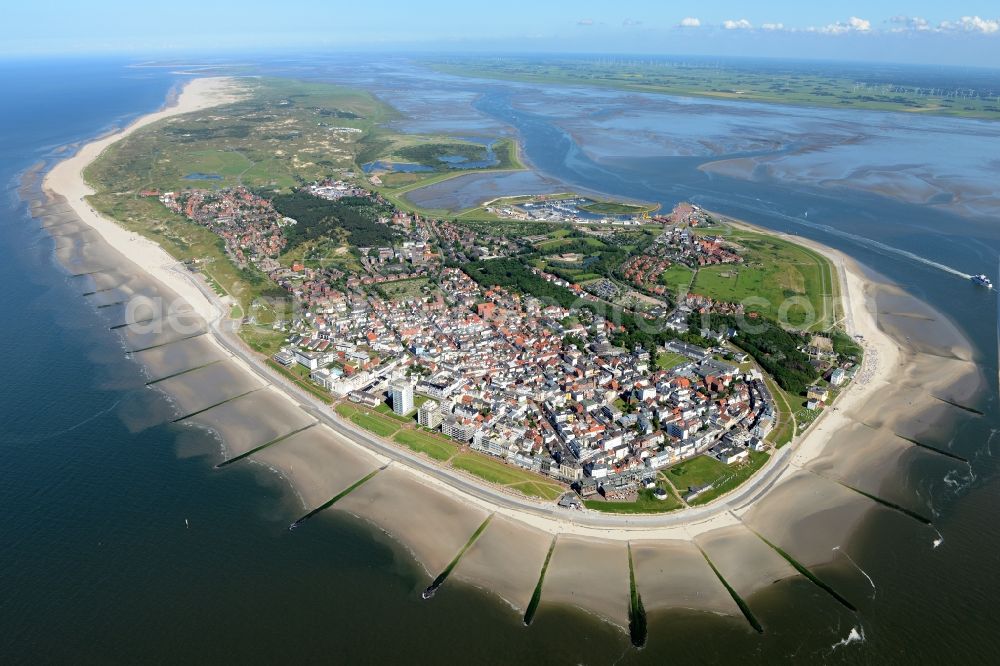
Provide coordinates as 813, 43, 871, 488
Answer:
1, 56, 999, 664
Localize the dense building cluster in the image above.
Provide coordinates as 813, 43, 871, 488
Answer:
159, 187, 291, 267
160, 179, 856, 504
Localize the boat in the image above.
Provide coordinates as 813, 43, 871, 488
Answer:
971, 274, 994, 289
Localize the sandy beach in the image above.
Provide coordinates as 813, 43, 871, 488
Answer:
43, 76, 245, 324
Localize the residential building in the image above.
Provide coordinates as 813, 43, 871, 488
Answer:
418, 399, 442, 428
390, 379, 414, 415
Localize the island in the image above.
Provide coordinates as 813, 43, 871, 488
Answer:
36, 74, 910, 643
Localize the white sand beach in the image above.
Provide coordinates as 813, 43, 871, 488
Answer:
43, 76, 245, 323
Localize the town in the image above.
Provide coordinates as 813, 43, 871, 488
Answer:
153, 180, 860, 510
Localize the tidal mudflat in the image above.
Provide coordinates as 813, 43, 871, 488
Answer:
250, 424, 383, 511
631, 540, 740, 616
540, 536, 630, 627
186, 387, 316, 460
131, 335, 228, 383
452, 515, 553, 612
334, 466, 491, 579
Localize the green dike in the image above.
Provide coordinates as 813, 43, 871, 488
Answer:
349, 412, 399, 438
523, 536, 557, 626
290, 468, 382, 528
687, 451, 769, 506
627, 544, 647, 648
697, 544, 763, 634
393, 429, 456, 461
422, 514, 494, 598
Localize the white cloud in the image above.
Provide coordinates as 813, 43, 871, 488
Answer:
761, 23, 784, 31
622, 18, 643, 27
576, 19, 594, 26
940, 16, 1000, 34
723, 19, 753, 30
819, 16, 871, 35
889, 15, 930, 32
849, 16, 871, 31
679, 17, 701, 28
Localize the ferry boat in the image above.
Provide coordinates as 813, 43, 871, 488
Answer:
971, 274, 993, 289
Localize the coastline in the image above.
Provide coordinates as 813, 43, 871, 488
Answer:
37, 76, 976, 628
38, 76, 900, 541
42, 76, 246, 325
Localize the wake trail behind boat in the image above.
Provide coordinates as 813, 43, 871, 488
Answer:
18, 398, 122, 443
833, 546, 876, 598
702, 197, 974, 280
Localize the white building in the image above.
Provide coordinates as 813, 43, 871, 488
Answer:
418, 399, 442, 428
390, 380, 414, 415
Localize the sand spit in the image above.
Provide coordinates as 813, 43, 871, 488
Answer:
186, 387, 316, 460
540, 536, 630, 627
250, 424, 382, 511
451, 515, 553, 612
335, 466, 491, 579
630, 540, 740, 616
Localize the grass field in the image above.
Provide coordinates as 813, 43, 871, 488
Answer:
687, 451, 770, 505
508, 481, 564, 501
336, 403, 400, 437
585, 488, 683, 514
656, 351, 689, 371
240, 326, 285, 356
665, 455, 732, 492
450, 453, 563, 499
393, 429, 457, 461
376, 277, 433, 302
692, 228, 837, 330
660, 264, 695, 295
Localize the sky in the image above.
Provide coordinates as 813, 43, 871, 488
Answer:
4, 1, 1000, 67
